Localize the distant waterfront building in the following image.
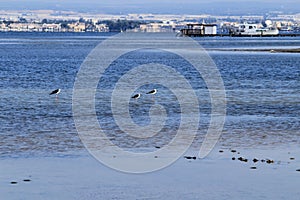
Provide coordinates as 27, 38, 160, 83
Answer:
180, 23, 217, 36
137, 22, 185, 32
7, 23, 27, 32
0, 23, 8, 31
68, 22, 86, 32
139, 23, 171, 32
95, 24, 109, 32
0, 23, 61, 32
42, 23, 61, 32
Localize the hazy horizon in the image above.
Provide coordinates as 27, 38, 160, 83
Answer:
0, 0, 299, 15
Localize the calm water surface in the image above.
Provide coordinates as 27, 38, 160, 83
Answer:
0, 33, 299, 157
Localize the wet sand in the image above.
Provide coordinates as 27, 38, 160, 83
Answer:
1, 146, 299, 200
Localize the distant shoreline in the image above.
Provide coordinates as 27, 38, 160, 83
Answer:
208, 48, 300, 53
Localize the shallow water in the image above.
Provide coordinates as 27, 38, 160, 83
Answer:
0, 33, 299, 157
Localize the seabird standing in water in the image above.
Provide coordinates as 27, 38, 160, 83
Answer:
147, 89, 157, 100
49, 89, 61, 99
131, 93, 141, 100
147, 89, 157, 95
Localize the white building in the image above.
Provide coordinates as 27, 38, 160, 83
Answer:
181, 23, 217, 36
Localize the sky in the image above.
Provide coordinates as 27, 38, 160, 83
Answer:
0, 0, 299, 15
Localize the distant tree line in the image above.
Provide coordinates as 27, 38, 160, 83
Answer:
39, 19, 77, 29
97, 19, 143, 32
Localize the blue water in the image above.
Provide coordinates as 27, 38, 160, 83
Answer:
0, 32, 299, 157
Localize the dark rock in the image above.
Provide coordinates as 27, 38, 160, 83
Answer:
231, 150, 237, 153
250, 167, 257, 170
296, 169, 300, 172
232, 157, 236, 160
10, 181, 17, 184
155, 146, 161, 149
290, 157, 295, 160
23, 179, 31, 182
219, 150, 224, 153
